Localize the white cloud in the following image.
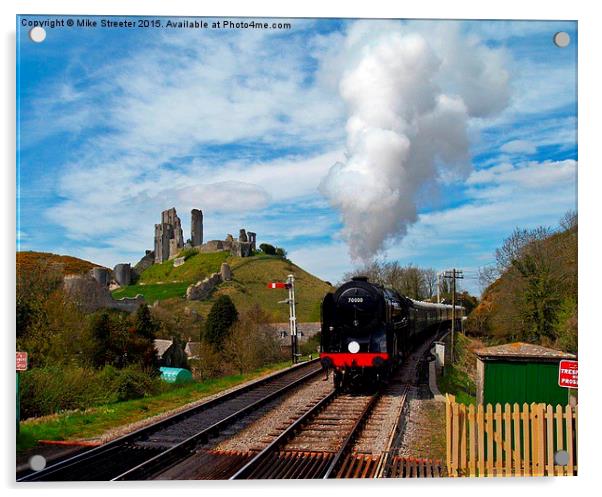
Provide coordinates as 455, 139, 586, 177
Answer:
500, 140, 537, 155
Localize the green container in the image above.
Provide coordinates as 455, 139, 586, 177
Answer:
475, 343, 575, 406
159, 367, 193, 384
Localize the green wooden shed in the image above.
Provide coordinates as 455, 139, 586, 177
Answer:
475, 342, 576, 406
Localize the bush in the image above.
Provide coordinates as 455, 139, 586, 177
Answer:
20, 366, 108, 419
20, 365, 161, 419
99, 365, 158, 402
259, 243, 276, 255
300, 332, 321, 356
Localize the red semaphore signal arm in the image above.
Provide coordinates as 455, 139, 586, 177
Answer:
267, 282, 290, 289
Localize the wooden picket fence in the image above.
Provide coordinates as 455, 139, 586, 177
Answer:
445, 394, 577, 477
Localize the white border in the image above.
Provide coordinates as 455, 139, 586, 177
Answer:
3, 0, 601, 495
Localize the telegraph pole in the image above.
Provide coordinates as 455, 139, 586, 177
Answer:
443, 269, 463, 362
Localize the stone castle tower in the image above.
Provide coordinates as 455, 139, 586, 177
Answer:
154, 207, 184, 263
191, 209, 203, 246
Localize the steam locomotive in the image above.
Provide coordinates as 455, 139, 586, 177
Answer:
319, 276, 463, 388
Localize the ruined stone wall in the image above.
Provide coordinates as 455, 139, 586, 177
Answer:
199, 240, 225, 252
186, 272, 222, 300
113, 263, 131, 286
247, 232, 257, 251
134, 250, 155, 276
168, 239, 180, 260
231, 240, 252, 257
63, 275, 144, 313
90, 267, 110, 287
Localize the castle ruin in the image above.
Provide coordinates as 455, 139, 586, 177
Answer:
154, 207, 185, 263
151, 207, 256, 264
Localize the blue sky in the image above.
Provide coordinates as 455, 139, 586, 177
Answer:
16, 17, 577, 294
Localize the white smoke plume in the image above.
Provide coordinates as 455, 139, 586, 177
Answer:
319, 23, 510, 260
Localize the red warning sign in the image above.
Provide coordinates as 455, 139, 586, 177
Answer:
558, 359, 578, 389
16, 351, 28, 371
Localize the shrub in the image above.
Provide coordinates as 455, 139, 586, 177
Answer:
259, 243, 276, 255
20, 365, 161, 419
103, 366, 158, 402
20, 366, 109, 418
300, 332, 321, 356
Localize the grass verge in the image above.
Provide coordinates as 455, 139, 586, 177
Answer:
437, 333, 481, 405
112, 281, 190, 302
17, 359, 294, 453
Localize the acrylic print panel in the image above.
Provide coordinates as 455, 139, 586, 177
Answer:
16, 16, 577, 480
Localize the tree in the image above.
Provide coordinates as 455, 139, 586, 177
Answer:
275, 247, 287, 258
91, 312, 112, 368
134, 304, 159, 340
131, 304, 160, 372
472, 213, 577, 347
224, 305, 280, 374
259, 243, 276, 255
205, 295, 238, 351
422, 268, 438, 300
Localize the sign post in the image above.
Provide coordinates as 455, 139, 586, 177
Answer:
16, 352, 28, 434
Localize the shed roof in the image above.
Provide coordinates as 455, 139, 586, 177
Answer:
154, 339, 173, 357
475, 342, 576, 361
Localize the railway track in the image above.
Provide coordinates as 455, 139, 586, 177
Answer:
18, 359, 321, 482
227, 331, 443, 479
230, 388, 380, 479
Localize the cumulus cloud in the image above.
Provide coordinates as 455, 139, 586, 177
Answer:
319, 23, 510, 261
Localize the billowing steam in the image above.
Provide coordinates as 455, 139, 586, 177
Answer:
319, 23, 510, 260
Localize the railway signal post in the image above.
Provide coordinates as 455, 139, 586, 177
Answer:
443, 269, 463, 362
268, 275, 299, 364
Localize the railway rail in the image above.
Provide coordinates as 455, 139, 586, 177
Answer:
18, 359, 321, 482
227, 330, 443, 480
230, 388, 380, 479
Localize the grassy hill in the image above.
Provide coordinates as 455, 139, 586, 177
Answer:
17, 251, 106, 275
113, 251, 333, 322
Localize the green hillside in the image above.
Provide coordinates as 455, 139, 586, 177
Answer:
465, 215, 577, 353
113, 251, 333, 322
